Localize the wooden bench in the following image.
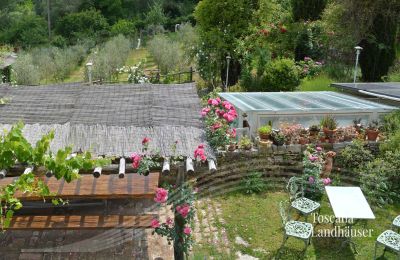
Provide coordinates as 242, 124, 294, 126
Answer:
0, 172, 160, 200
6, 215, 155, 230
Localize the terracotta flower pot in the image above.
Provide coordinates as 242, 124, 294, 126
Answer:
228, 144, 236, 152
366, 129, 379, 141
258, 133, 270, 141
323, 128, 337, 139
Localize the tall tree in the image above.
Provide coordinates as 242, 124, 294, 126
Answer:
195, 0, 255, 87
291, 0, 327, 22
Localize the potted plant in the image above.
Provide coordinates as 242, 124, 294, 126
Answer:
298, 129, 309, 145
320, 115, 338, 143
239, 136, 252, 150
353, 118, 363, 134
227, 142, 237, 152
271, 131, 286, 146
309, 125, 320, 136
366, 121, 379, 141
258, 125, 272, 141
343, 126, 357, 142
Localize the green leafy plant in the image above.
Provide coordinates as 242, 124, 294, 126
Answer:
271, 131, 286, 146
262, 58, 301, 91
240, 171, 267, 194
320, 115, 338, 130
238, 136, 252, 150
336, 140, 374, 171
258, 125, 272, 135
0, 123, 110, 229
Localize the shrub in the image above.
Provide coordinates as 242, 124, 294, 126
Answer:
240, 172, 267, 194
359, 158, 396, 207
147, 34, 184, 74
12, 53, 40, 85
56, 9, 110, 45
111, 19, 137, 37
292, 0, 327, 21
90, 35, 131, 82
262, 58, 300, 91
336, 140, 374, 171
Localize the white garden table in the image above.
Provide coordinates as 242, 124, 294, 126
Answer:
325, 186, 375, 253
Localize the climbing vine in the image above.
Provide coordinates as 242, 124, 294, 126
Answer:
0, 123, 110, 229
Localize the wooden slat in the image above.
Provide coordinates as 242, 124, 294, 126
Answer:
6, 215, 155, 230
0, 173, 159, 201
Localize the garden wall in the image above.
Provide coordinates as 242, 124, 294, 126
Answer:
160, 142, 380, 193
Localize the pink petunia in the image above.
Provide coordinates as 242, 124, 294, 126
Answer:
142, 137, 150, 145
151, 219, 160, 228
176, 204, 191, 218
154, 188, 168, 203
184, 227, 192, 235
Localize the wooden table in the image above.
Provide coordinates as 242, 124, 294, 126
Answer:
325, 186, 375, 253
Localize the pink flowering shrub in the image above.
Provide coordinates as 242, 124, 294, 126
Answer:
302, 144, 334, 200
194, 144, 207, 162
297, 56, 324, 79
201, 92, 238, 149
151, 183, 196, 256
130, 138, 160, 176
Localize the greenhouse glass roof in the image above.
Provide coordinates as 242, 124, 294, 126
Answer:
219, 91, 396, 113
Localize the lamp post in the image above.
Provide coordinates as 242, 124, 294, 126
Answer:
225, 55, 231, 92
353, 46, 363, 83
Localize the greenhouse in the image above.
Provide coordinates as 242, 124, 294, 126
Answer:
219, 91, 397, 135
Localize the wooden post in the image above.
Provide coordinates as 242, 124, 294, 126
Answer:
189, 67, 193, 82
174, 164, 186, 260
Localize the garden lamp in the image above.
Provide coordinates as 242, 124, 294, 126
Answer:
225, 55, 231, 92
353, 46, 363, 83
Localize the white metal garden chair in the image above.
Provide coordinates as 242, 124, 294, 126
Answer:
279, 200, 313, 251
393, 215, 400, 232
374, 230, 400, 260
286, 176, 320, 221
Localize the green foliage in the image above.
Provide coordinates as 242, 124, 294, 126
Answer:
238, 136, 252, 149
380, 110, 400, 153
111, 19, 137, 37
258, 125, 272, 135
11, 53, 40, 85
195, 0, 255, 85
320, 115, 338, 130
262, 58, 300, 91
0, 122, 110, 228
240, 172, 267, 194
291, 0, 327, 21
89, 35, 131, 82
55, 9, 110, 45
2, 13, 48, 48
336, 140, 374, 171
294, 22, 324, 61
359, 14, 397, 82
145, 0, 167, 30
359, 158, 396, 207
147, 34, 184, 74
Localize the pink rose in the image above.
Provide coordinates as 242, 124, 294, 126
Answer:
201, 107, 211, 117
151, 219, 160, 228
183, 227, 191, 235
176, 204, 191, 218
130, 153, 142, 169
212, 122, 222, 130
154, 188, 168, 203
222, 101, 233, 110
322, 178, 332, 186
142, 137, 150, 145
197, 144, 204, 149
223, 113, 235, 123
200, 154, 207, 162
211, 99, 220, 106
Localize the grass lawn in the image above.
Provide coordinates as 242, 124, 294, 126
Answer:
299, 74, 336, 92
194, 191, 400, 259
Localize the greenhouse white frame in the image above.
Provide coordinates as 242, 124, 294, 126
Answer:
219, 91, 397, 136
